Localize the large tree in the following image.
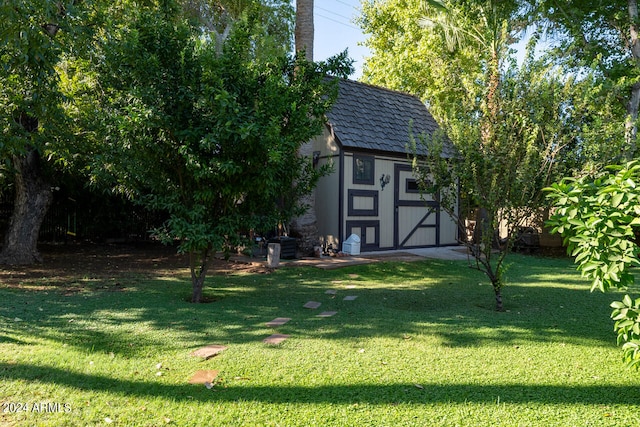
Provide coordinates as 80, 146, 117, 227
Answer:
360, 0, 569, 310
93, 1, 350, 302
180, 0, 294, 53
411, 52, 566, 311
538, 0, 640, 161
0, 0, 101, 264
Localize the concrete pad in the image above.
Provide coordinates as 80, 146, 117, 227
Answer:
265, 317, 291, 327
343, 295, 358, 301
303, 301, 322, 309
325, 289, 337, 295
405, 246, 470, 260
188, 370, 219, 384
191, 344, 228, 360
317, 311, 337, 318
263, 334, 290, 345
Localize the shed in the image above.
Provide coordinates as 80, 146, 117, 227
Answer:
311, 78, 458, 252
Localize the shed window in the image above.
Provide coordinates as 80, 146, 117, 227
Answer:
353, 155, 374, 185
406, 179, 420, 193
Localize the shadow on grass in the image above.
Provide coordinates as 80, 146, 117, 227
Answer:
1, 362, 638, 405
0, 256, 629, 354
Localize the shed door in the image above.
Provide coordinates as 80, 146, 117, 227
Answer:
393, 164, 440, 248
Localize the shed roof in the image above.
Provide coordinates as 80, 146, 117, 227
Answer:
325, 79, 454, 157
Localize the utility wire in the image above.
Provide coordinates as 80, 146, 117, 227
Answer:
315, 12, 359, 30
316, 5, 353, 22
334, 0, 357, 8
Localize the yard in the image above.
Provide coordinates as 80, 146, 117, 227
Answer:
1, 245, 639, 426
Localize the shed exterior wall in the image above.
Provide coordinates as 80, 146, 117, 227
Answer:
314, 144, 459, 252
312, 127, 341, 250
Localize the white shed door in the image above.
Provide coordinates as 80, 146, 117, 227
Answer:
393, 164, 440, 248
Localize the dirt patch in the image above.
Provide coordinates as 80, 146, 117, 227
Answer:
0, 244, 437, 289
0, 243, 272, 288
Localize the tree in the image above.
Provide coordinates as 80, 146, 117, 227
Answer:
361, 0, 563, 310
411, 60, 562, 311
545, 161, 640, 368
180, 0, 294, 54
0, 0, 101, 264
93, 1, 350, 302
538, 0, 640, 161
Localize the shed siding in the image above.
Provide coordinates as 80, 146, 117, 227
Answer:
342, 152, 395, 249
315, 145, 459, 250
338, 151, 458, 250
313, 128, 341, 249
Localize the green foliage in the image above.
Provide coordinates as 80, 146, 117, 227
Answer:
538, 0, 640, 161
379, 0, 560, 310
359, 0, 620, 172
0, 0, 101, 163
546, 160, 640, 368
0, 0, 113, 262
611, 295, 640, 370
545, 161, 640, 293
359, 0, 529, 124
359, 0, 475, 122
92, 1, 350, 301
180, 0, 295, 53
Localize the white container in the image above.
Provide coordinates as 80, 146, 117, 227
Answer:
342, 234, 361, 255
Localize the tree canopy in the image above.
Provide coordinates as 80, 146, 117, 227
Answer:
0, 0, 105, 264
360, 0, 567, 310
538, 0, 640, 161
90, 1, 351, 302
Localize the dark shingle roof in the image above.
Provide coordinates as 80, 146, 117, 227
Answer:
326, 79, 453, 157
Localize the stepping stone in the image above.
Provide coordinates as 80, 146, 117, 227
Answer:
263, 334, 290, 345
325, 289, 337, 295
188, 370, 219, 384
316, 311, 337, 318
343, 295, 358, 301
265, 317, 291, 327
348, 274, 359, 279
303, 301, 322, 309
191, 344, 228, 360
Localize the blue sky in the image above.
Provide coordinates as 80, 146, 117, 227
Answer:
311, 0, 370, 79
309, 1, 532, 80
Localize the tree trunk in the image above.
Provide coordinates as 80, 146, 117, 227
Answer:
626, 0, 640, 158
493, 283, 504, 312
295, 0, 314, 61
0, 150, 53, 265
190, 247, 211, 303
292, 0, 318, 256
486, 263, 504, 311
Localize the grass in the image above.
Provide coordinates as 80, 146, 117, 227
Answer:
1, 253, 640, 426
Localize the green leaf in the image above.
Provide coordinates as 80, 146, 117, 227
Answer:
611, 192, 624, 207
611, 300, 627, 309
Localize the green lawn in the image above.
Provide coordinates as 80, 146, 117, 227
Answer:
1, 253, 639, 426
